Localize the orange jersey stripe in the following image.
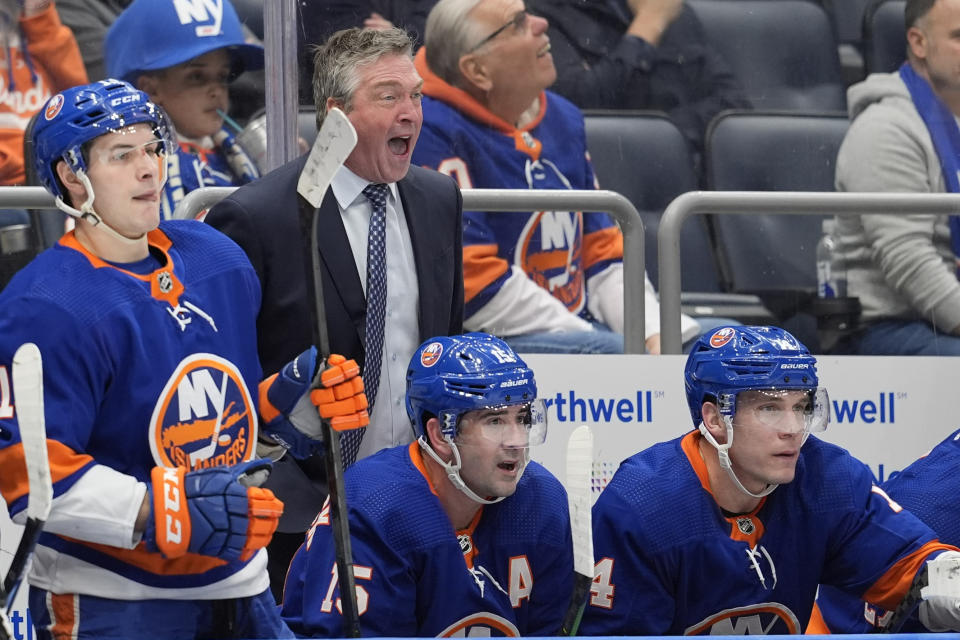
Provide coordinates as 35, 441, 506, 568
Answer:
463, 244, 509, 304
64, 536, 227, 575
258, 372, 281, 423
0, 439, 93, 504
806, 602, 832, 634
49, 592, 79, 639
582, 226, 624, 270
863, 542, 959, 610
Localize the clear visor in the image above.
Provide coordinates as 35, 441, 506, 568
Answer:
88, 136, 168, 175
445, 399, 548, 448
725, 387, 829, 435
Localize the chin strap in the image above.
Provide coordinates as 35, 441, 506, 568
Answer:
55, 169, 147, 246
417, 436, 505, 505
698, 421, 778, 499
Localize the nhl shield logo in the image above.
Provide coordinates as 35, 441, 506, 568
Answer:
458, 533, 473, 555
157, 271, 174, 293
736, 517, 755, 535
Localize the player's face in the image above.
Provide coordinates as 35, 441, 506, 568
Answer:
337, 53, 423, 184
911, 0, 960, 97
83, 123, 164, 237
454, 404, 531, 499
727, 390, 811, 491
144, 49, 231, 140
469, 0, 555, 97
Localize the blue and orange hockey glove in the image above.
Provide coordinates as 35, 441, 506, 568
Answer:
143, 458, 283, 562
258, 346, 369, 459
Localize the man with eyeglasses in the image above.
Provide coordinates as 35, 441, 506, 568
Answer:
412, 0, 701, 356
280, 332, 573, 637
580, 325, 960, 635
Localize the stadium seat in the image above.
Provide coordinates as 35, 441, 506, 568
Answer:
864, 0, 906, 74
583, 110, 772, 322
688, 0, 846, 112
704, 110, 850, 347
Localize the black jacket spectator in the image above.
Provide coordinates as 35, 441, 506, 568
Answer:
529, 0, 750, 154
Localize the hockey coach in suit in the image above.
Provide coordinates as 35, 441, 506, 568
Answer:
206, 26, 464, 599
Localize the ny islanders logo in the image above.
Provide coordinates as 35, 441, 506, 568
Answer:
515, 211, 585, 314
44, 93, 64, 120
438, 613, 520, 637
172, 0, 224, 37
421, 342, 443, 367
149, 354, 256, 469
685, 602, 801, 635
710, 327, 737, 348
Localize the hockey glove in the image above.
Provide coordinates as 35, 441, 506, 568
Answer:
919, 551, 960, 632
143, 458, 283, 563
258, 346, 369, 459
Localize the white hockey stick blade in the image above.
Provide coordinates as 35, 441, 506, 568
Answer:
12, 343, 52, 522
297, 107, 359, 209
566, 425, 594, 580
559, 425, 594, 636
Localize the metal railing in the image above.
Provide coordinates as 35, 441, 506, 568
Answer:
174, 186, 648, 352
0, 186, 57, 209
658, 191, 960, 353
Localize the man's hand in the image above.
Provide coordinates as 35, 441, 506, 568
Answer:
143, 459, 283, 562
363, 12, 395, 30
626, 0, 684, 45
919, 551, 960, 631
259, 347, 369, 459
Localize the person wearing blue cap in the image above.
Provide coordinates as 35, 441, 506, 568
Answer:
104, 0, 264, 219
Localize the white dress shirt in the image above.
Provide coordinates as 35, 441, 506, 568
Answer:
330, 166, 420, 460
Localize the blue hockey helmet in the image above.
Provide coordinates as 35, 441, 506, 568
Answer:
105, 0, 264, 84
32, 79, 177, 204
684, 325, 819, 428
406, 333, 538, 441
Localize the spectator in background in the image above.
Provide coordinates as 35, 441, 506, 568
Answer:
296, 0, 436, 104
834, 0, 960, 355
527, 0, 750, 159
413, 0, 699, 354
53, 0, 129, 82
0, 0, 87, 194
105, 0, 264, 219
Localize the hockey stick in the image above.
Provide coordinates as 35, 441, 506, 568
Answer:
559, 425, 594, 636
1, 344, 53, 640
296, 107, 363, 638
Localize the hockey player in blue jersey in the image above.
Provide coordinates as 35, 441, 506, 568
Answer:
580, 325, 960, 635
0, 79, 367, 639
281, 332, 574, 637
813, 428, 960, 633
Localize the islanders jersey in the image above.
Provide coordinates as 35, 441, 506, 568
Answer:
161, 128, 259, 220
412, 50, 622, 323
815, 429, 960, 633
281, 442, 574, 637
580, 431, 952, 635
0, 220, 268, 600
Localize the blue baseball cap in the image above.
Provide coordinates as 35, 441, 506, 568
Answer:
105, 0, 265, 83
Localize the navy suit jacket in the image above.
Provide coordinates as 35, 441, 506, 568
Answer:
206, 156, 464, 530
